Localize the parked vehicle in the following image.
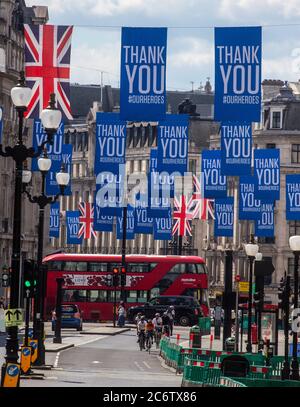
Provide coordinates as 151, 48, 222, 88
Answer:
51, 304, 83, 331
127, 295, 202, 326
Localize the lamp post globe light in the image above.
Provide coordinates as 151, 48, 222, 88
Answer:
23, 152, 69, 366
289, 236, 300, 380
244, 243, 259, 353
40, 93, 62, 144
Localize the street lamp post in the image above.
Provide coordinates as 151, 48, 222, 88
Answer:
254, 252, 263, 351
0, 72, 52, 386
289, 236, 300, 380
244, 243, 259, 353
23, 152, 69, 366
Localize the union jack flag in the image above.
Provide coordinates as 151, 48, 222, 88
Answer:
172, 195, 194, 237
78, 203, 97, 240
188, 175, 215, 220
24, 24, 73, 120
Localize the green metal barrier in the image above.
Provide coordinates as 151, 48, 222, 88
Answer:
182, 358, 222, 387
269, 355, 300, 378
198, 317, 211, 336
230, 377, 300, 387
219, 377, 247, 387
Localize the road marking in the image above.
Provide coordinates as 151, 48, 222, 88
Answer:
54, 352, 60, 368
92, 361, 103, 364
142, 361, 151, 369
73, 335, 108, 347
134, 361, 145, 371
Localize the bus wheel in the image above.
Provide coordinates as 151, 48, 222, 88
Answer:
179, 316, 190, 327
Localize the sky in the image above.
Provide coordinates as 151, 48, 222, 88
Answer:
26, 0, 300, 91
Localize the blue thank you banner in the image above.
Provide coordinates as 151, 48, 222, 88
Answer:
94, 204, 114, 232
202, 150, 227, 198
116, 206, 135, 240
214, 197, 234, 237
66, 211, 82, 244
120, 27, 167, 121
49, 202, 60, 238
286, 175, 300, 220
255, 203, 274, 237
135, 207, 153, 234
239, 176, 262, 220
46, 144, 72, 196
221, 122, 252, 175
0, 107, 3, 144
95, 113, 126, 173
95, 165, 125, 216
148, 148, 171, 212
254, 149, 280, 200
31, 119, 64, 171
157, 114, 189, 174
214, 26, 262, 122
153, 208, 172, 240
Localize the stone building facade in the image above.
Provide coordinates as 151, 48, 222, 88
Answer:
207, 80, 300, 299
0, 0, 48, 299
48, 84, 217, 262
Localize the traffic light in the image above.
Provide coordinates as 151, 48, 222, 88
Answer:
254, 275, 264, 312
112, 267, 119, 287
120, 266, 126, 287
1, 267, 10, 287
23, 259, 37, 297
278, 276, 290, 310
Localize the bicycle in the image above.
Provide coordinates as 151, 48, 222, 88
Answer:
138, 330, 146, 351
154, 328, 162, 348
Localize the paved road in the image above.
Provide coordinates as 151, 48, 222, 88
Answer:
21, 330, 182, 387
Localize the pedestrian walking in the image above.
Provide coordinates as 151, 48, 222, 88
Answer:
117, 301, 126, 327
167, 305, 175, 336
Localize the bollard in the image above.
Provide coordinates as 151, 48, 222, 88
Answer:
189, 325, 202, 348
210, 334, 213, 350
176, 334, 180, 345
189, 333, 194, 348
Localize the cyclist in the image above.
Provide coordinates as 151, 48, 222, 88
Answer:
162, 311, 171, 337
145, 319, 155, 348
135, 312, 142, 341
137, 316, 147, 349
152, 313, 163, 346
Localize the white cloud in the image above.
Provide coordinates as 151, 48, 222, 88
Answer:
70, 41, 120, 86
26, 0, 197, 17
169, 37, 213, 67
218, 0, 300, 21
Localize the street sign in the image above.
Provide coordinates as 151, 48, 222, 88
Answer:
235, 275, 241, 282
3, 363, 20, 387
20, 346, 32, 374
239, 282, 250, 292
29, 339, 38, 363
4, 308, 23, 327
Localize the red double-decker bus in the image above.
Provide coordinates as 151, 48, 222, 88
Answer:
43, 253, 209, 321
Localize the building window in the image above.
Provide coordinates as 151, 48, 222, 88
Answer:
257, 237, 275, 244
271, 111, 282, 129
289, 221, 300, 237
292, 145, 300, 164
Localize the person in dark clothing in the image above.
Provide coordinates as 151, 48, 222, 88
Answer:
162, 312, 171, 336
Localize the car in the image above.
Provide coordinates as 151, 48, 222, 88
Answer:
51, 304, 83, 331
126, 295, 202, 326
